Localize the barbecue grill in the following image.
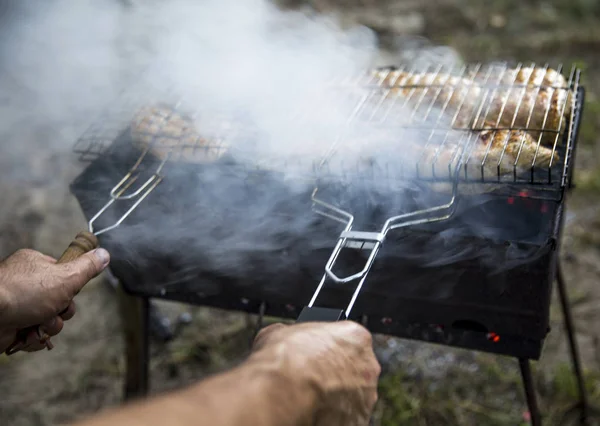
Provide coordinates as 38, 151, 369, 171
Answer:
67, 61, 587, 425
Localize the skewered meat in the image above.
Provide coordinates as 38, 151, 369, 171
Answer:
130, 104, 228, 164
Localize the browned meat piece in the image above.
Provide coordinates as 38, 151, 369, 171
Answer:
412, 137, 464, 179
372, 69, 482, 128
502, 66, 569, 89
130, 104, 228, 164
476, 66, 573, 147
464, 126, 557, 178
372, 67, 574, 147
412, 125, 557, 180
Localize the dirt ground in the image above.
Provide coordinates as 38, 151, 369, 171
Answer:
1, 0, 600, 425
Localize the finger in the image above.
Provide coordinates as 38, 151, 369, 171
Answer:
60, 302, 76, 321
356, 388, 379, 423
21, 329, 48, 352
22, 341, 47, 352
20, 248, 57, 263
40, 317, 64, 337
328, 321, 372, 346
369, 390, 379, 410
0, 330, 17, 354
59, 248, 110, 296
372, 358, 382, 379
253, 323, 287, 348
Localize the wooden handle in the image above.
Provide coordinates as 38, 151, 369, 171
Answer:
57, 231, 99, 264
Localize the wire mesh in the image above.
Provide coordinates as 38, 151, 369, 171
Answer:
73, 62, 581, 192
70, 61, 583, 314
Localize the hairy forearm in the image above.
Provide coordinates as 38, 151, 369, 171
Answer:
72, 357, 316, 426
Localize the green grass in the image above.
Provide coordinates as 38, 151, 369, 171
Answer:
574, 168, 600, 195
0, 354, 11, 366
553, 0, 600, 19
374, 360, 600, 426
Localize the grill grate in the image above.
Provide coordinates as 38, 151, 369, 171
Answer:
73, 62, 581, 198
68, 61, 586, 359
321, 62, 580, 188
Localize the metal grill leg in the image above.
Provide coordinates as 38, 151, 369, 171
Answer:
249, 302, 267, 349
118, 286, 150, 402
556, 261, 590, 424
519, 358, 542, 426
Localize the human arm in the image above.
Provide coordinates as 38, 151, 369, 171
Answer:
72, 321, 381, 426
71, 350, 317, 426
0, 247, 110, 353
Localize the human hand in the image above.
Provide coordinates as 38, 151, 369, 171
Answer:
250, 321, 381, 426
0, 247, 110, 354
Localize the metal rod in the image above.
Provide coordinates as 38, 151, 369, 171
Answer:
519, 358, 542, 426
250, 301, 267, 349
345, 243, 382, 317
561, 69, 581, 187
530, 64, 563, 173
513, 64, 548, 170
90, 176, 163, 236
556, 261, 590, 424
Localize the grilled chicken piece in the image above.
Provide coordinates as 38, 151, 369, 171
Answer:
413, 125, 557, 180
372, 69, 482, 128
476, 67, 573, 147
501, 66, 569, 90
466, 127, 556, 176
411, 139, 465, 179
130, 104, 228, 164
373, 67, 574, 147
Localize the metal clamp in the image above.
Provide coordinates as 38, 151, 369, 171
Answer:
89, 175, 163, 236
325, 231, 384, 284
306, 227, 385, 318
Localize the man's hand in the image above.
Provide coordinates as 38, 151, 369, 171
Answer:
0, 247, 110, 353
71, 320, 380, 426
250, 321, 381, 426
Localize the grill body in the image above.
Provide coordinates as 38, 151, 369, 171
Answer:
70, 86, 584, 360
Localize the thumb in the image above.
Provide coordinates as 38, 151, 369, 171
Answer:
60, 248, 110, 295
253, 323, 287, 349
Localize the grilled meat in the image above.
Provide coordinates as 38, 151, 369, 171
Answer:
410, 138, 464, 179
373, 67, 574, 147
128, 67, 570, 185
414, 124, 557, 179
373, 69, 482, 128
130, 104, 228, 163
466, 126, 556, 176
500, 66, 569, 89
477, 66, 572, 146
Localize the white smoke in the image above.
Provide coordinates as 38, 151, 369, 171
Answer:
0, 0, 464, 181
2, 0, 502, 289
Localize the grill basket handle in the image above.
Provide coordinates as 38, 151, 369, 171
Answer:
57, 231, 99, 263
5, 231, 99, 356
296, 306, 347, 323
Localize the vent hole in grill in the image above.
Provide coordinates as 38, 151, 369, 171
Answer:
451, 320, 488, 333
